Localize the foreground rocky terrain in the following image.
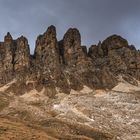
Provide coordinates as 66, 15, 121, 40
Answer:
0, 25, 140, 139
0, 78, 139, 140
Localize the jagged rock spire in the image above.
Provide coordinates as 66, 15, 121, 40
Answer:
13, 36, 30, 71
34, 25, 60, 80
0, 33, 30, 83
62, 28, 85, 66
0, 25, 139, 90
4, 32, 13, 40
4, 32, 13, 45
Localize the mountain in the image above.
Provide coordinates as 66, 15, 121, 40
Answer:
0, 25, 139, 140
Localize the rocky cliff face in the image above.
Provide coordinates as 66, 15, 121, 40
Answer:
0, 26, 140, 92
34, 25, 60, 74
88, 35, 140, 85
0, 32, 30, 84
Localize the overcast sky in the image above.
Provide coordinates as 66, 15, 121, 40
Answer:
0, 0, 140, 53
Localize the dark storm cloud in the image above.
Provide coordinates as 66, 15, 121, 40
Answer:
0, 0, 140, 53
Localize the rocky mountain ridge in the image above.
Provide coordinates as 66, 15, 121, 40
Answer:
0, 25, 140, 94
0, 25, 140, 140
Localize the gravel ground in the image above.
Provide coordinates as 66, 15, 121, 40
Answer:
0, 81, 139, 140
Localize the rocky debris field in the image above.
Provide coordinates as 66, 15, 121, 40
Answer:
0, 117, 56, 140
0, 79, 139, 140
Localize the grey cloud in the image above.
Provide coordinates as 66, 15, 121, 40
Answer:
0, 0, 140, 53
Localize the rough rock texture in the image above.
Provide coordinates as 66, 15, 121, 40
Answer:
62, 28, 86, 66
13, 36, 30, 71
0, 26, 140, 140
33, 26, 67, 94
0, 32, 30, 84
34, 25, 60, 75
58, 28, 94, 89
57, 28, 117, 90
88, 34, 140, 84
0, 26, 139, 91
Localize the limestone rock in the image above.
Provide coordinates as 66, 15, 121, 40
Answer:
0, 26, 140, 92
13, 36, 30, 71
3, 32, 13, 72
0, 33, 30, 84
81, 46, 88, 55
34, 25, 60, 75
33, 25, 63, 93
62, 28, 86, 67
58, 40, 65, 65
101, 34, 129, 56
4, 32, 13, 46
88, 34, 140, 81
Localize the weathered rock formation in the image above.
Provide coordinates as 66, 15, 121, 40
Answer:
0, 26, 140, 93
34, 25, 60, 74
88, 35, 140, 84
33, 25, 62, 92
0, 32, 30, 84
